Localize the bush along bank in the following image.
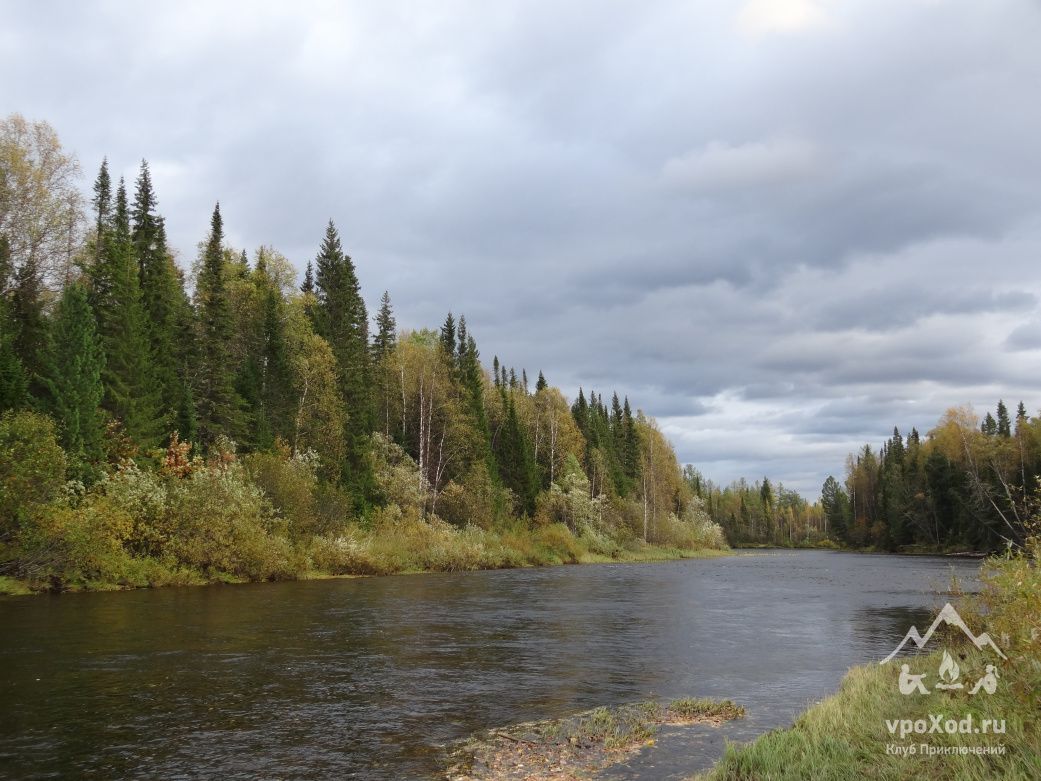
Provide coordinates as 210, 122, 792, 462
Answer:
0, 414, 728, 594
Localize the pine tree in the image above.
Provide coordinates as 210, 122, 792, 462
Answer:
372, 290, 396, 362
90, 176, 163, 448
41, 282, 106, 473
194, 203, 244, 449
1016, 402, 1027, 423
301, 260, 315, 294
535, 371, 547, 393
492, 356, 500, 388
313, 220, 372, 484
132, 160, 195, 438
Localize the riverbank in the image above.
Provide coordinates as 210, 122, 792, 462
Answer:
732, 540, 989, 557
697, 538, 1040, 780
0, 531, 729, 596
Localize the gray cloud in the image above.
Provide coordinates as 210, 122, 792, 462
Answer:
3, 0, 1041, 496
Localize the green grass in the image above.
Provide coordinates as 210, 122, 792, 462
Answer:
698, 652, 1039, 781
698, 538, 1041, 781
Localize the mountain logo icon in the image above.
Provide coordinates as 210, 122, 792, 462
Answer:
880, 602, 1007, 665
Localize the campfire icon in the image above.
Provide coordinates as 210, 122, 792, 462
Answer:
934, 650, 963, 691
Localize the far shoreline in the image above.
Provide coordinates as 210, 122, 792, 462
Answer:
0, 545, 732, 598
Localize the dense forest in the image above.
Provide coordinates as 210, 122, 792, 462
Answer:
691, 398, 1041, 553
686, 469, 826, 548
0, 115, 725, 592
816, 401, 1039, 552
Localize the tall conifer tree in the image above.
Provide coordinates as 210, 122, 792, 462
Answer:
194, 203, 243, 448
41, 282, 106, 473
132, 160, 195, 439
313, 220, 372, 485
90, 174, 162, 447
371, 290, 396, 363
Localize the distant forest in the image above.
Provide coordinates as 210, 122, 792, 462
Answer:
694, 400, 1039, 553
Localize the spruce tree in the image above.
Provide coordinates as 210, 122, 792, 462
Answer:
91, 158, 112, 250
535, 370, 547, 393
996, 400, 1011, 438
456, 315, 468, 363
132, 160, 195, 438
572, 387, 589, 434
9, 256, 47, 400
456, 323, 495, 475
439, 311, 457, 359
496, 394, 538, 514
90, 177, 163, 448
371, 290, 397, 363
622, 396, 640, 483
194, 203, 243, 449
313, 220, 372, 484
981, 412, 997, 436
301, 260, 315, 294
41, 282, 106, 473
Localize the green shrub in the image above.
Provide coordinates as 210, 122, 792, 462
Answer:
165, 463, 296, 581
0, 411, 67, 543
98, 462, 170, 558
244, 449, 319, 538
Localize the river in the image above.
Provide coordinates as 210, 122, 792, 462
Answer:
0, 550, 982, 780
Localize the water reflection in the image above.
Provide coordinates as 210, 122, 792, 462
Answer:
0, 551, 981, 780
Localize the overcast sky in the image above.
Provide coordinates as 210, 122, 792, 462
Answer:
5, 0, 1041, 496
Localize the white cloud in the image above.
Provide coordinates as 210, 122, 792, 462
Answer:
737, 0, 833, 36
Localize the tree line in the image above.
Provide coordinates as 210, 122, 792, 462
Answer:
684, 468, 827, 547
0, 115, 725, 590
819, 401, 1039, 552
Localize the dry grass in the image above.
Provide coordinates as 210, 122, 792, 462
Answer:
447, 699, 745, 781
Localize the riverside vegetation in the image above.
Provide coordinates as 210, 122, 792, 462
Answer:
449, 699, 745, 781
698, 530, 1041, 781
695, 400, 1041, 554
0, 115, 726, 594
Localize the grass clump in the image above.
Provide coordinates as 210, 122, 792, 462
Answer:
448, 698, 744, 781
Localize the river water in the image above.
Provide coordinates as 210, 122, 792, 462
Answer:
0, 550, 981, 780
